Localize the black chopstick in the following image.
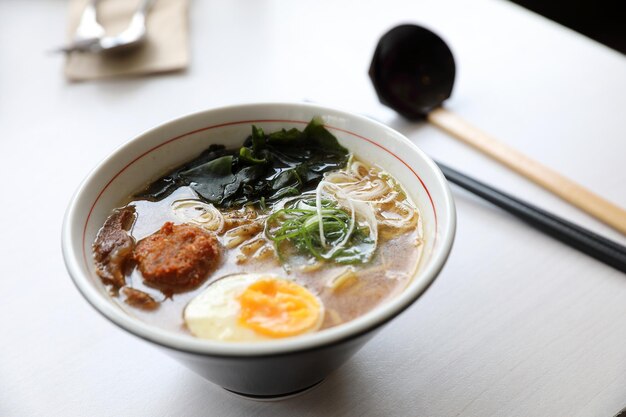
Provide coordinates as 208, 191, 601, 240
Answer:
436, 161, 626, 274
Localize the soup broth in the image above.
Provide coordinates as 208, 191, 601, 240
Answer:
93, 119, 423, 341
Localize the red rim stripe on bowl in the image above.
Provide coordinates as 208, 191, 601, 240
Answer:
82, 119, 438, 271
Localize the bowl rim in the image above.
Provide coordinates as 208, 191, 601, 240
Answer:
61, 102, 456, 357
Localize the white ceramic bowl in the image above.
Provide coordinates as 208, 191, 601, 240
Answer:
62, 103, 456, 398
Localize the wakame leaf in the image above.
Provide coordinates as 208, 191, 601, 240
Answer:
268, 186, 301, 201
181, 156, 236, 204
251, 125, 266, 153
135, 118, 350, 208
180, 155, 234, 181
271, 169, 302, 190
332, 232, 376, 264
303, 117, 348, 154
134, 144, 231, 201
135, 176, 180, 201
239, 147, 267, 165
267, 128, 304, 145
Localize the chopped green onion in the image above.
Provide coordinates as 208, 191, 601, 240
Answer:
265, 197, 376, 265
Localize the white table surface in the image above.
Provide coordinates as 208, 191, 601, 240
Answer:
1, 1, 625, 416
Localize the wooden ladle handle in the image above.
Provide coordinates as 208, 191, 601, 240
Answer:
427, 107, 626, 235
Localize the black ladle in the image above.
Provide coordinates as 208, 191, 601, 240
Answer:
369, 24, 626, 236
368, 24, 626, 273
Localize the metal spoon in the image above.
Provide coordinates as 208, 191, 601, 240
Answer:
59, 0, 154, 54
369, 24, 626, 235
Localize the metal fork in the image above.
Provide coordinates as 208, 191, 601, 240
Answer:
61, 0, 105, 52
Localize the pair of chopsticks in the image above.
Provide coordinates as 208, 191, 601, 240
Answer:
438, 162, 626, 273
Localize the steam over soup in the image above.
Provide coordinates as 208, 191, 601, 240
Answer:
93, 118, 423, 342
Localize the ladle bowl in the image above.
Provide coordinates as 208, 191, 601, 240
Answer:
369, 24, 455, 119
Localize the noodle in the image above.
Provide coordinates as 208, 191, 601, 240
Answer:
324, 161, 418, 233
171, 200, 224, 233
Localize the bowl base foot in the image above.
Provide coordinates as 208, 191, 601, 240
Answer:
223, 379, 325, 402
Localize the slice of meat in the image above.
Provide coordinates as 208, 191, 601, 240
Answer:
93, 206, 136, 288
122, 287, 159, 310
133, 222, 220, 291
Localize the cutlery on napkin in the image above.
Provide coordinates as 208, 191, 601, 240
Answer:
64, 0, 189, 81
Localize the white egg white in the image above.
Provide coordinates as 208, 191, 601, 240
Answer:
183, 273, 324, 342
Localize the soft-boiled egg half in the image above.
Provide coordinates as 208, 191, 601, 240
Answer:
184, 274, 324, 342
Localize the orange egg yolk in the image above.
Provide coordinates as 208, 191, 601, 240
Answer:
238, 278, 321, 338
